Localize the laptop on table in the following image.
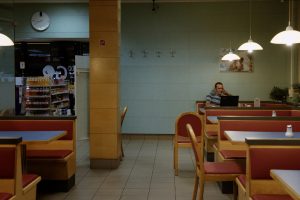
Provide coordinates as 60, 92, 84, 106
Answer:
220, 96, 239, 107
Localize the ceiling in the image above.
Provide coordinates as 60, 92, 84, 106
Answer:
0, 0, 279, 3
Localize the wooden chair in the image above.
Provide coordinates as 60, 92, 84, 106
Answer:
173, 112, 202, 176
187, 124, 245, 200
120, 106, 128, 158
245, 139, 300, 200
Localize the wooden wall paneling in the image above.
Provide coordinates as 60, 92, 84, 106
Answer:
89, 0, 120, 168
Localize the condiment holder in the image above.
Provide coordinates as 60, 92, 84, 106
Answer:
285, 124, 293, 137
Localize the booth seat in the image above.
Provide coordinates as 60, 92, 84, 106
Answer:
215, 117, 300, 162
0, 118, 76, 192
204, 108, 292, 161
0, 137, 41, 200
245, 140, 300, 200
0, 193, 13, 200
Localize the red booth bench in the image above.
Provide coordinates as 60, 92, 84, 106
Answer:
240, 139, 300, 200
0, 116, 76, 192
216, 116, 300, 161
0, 137, 41, 200
203, 108, 300, 161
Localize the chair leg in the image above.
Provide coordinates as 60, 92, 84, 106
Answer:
173, 144, 178, 176
198, 178, 204, 200
121, 142, 124, 157
233, 181, 238, 200
192, 174, 199, 200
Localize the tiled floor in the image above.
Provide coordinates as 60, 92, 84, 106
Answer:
38, 136, 232, 200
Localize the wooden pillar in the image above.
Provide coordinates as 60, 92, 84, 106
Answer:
89, 0, 121, 169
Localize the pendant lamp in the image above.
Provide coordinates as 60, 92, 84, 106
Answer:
238, 0, 263, 53
221, 49, 240, 61
0, 33, 14, 46
271, 0, 300, 46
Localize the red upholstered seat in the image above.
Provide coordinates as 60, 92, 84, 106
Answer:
0, 193, 13, 200
22, 174, 39, 188
27, 150, 72, 159
206, 131, 217, 137
220, 150, 246, 159
251, 194, 293, 200
204, 160, 245, 174
237, 174, 246, 187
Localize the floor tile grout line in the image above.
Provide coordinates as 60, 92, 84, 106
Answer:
146, 137, 160, 200
119, 137, 146, 200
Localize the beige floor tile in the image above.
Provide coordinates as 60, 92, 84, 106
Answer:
38, 137, 234, 200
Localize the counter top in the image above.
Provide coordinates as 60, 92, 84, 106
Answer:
0, 115, 77, 120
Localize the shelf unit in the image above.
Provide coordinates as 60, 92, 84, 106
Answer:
50, 84, 70, 113
25, 85, 51, 116
25, 77, 70, 116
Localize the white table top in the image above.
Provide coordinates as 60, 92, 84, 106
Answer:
270, 170, 300, 200
224, 131, 300, 144
207, 116, 218, 124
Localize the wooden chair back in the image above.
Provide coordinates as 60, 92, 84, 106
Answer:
175, 112, 203, 140
121, 106, 128, 127
186, 123, 204, 169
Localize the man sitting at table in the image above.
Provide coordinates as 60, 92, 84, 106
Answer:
206, 82, 230, 106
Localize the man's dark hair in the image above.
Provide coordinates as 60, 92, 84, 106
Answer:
214, 82, 223, 89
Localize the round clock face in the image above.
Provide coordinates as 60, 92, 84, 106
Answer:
31, 11, 50, 31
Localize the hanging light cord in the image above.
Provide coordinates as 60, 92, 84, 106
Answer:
288, 0, 291, 26
249, 0, 252, 39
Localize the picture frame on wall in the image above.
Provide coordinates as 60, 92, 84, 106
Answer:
219, 49, 253, 72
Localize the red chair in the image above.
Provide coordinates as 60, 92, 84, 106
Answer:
120, 106, 128, 158
173, 112, 202, 176
187, 124, 245, 200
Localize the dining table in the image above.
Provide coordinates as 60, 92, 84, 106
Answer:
270, 169, 300, 200
224, 131, 300, 145
0, 130, 67, 172
0, 130, 66, 143
206, 116, 219, 124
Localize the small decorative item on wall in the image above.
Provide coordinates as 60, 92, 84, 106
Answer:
219, 49, 253, 72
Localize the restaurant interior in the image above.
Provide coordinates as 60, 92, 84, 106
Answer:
0, 0, 300, 200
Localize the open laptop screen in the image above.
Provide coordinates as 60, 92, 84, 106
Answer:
220, 96, 239, 107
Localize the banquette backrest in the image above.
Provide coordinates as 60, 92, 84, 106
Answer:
246, 139, 300, 197
205, 109, 292, 124
218, 117, 300, 141
0, 137, 22, 195
216, 117, 300, 152
0, 118, 76, 151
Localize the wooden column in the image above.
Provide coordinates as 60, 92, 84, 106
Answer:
89, 0, 121, 168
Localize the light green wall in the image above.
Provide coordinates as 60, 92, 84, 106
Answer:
14, 3, 89, 40
0, 2, 297, 135
120, 1, 294, 134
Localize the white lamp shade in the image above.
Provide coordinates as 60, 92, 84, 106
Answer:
270, 26, 300, 46
221, 51, 240, 61
238, 39, 263, 53
0, 33, 14, 46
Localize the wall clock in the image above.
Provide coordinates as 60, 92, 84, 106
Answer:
31, 11, 50, 31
